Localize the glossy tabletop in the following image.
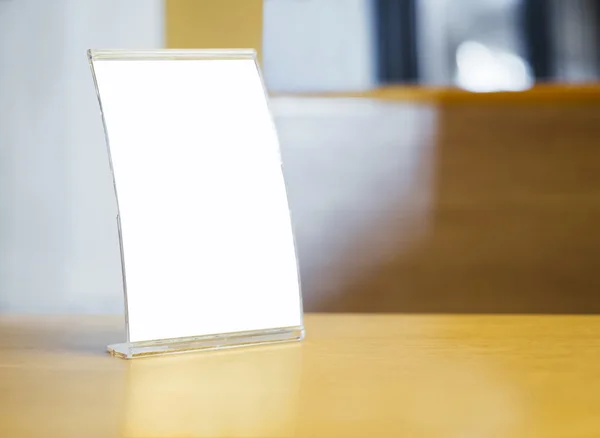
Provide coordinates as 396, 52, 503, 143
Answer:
276, 93, 600, 314
1, 314, 600, 437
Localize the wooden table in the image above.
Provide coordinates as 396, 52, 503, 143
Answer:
1, 314, 600, 437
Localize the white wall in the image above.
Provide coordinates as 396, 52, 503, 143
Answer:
263, 0, 377, 92
0, 0, 164, 313
416, 0, 452, 86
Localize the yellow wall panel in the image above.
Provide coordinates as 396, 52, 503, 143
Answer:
166, 0, 263, 62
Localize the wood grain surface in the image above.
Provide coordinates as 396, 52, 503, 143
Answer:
1, 314, 600, 437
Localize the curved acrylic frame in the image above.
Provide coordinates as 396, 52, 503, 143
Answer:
88, 49, 304, 358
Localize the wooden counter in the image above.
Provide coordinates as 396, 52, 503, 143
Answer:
274, 92, 600, 313
1, 314, 600, 437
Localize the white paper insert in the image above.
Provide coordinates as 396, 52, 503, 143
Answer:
92, 57, 302, 342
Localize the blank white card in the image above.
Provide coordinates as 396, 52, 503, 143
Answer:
91, 53, 302, 343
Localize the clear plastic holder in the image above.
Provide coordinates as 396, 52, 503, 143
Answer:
88, 49, 304, 359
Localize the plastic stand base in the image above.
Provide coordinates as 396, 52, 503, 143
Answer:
107, 326, 304, 359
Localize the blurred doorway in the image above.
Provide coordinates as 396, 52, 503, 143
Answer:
375, 0, 419, 84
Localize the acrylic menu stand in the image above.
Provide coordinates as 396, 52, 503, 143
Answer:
88, 49, 304, 359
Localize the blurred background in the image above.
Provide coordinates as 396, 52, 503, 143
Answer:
1, 0, 599, 314
265, 0, 600, 92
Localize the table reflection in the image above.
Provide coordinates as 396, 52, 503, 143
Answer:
122, 344, 302, 437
